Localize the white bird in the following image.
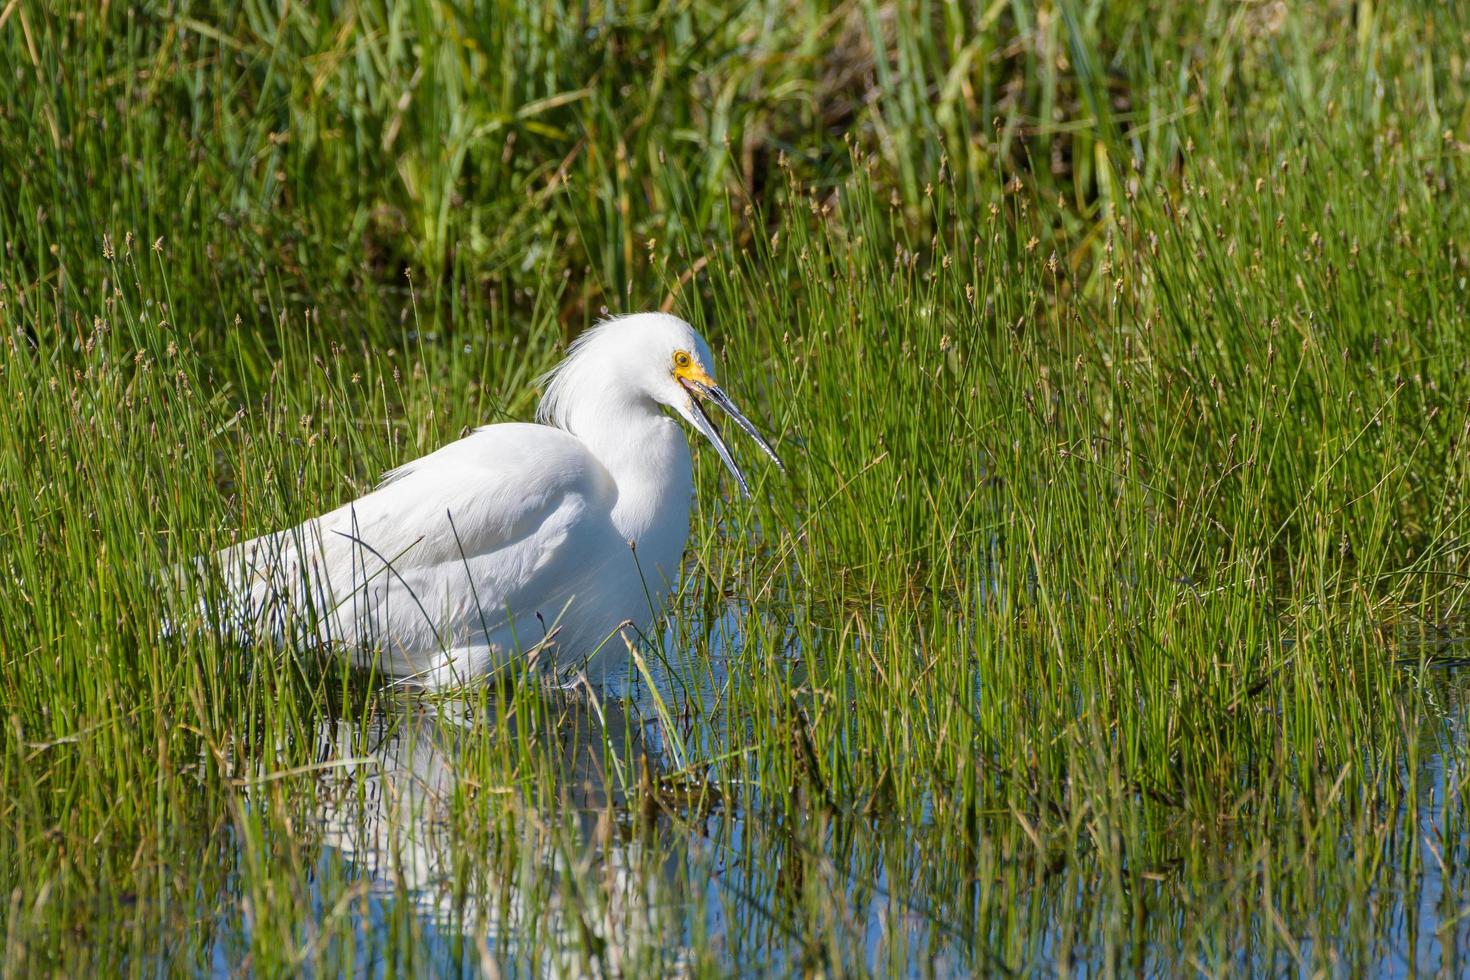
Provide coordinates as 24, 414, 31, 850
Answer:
207, 313, 780, 688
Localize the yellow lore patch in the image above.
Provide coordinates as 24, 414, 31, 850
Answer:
673, 353, 717, 389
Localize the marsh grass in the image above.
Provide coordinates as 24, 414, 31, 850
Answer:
2, 0, 1470, 974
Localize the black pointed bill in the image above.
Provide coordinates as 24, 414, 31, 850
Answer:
680, 378, 782, 498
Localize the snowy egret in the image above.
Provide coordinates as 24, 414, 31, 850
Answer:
209, 313, 780, 688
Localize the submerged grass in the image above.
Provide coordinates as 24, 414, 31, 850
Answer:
2, 0, 1470, 974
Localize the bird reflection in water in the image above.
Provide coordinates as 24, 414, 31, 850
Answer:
312, 686, 708, 976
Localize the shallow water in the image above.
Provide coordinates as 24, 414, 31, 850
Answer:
173, 626, 1470, 977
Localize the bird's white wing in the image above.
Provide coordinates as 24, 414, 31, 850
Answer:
211, 423, 622, 660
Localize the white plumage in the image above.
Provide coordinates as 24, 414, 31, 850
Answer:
208, 313, 779, 688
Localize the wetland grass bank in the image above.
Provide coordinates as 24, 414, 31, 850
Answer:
4, 0, 1470, 974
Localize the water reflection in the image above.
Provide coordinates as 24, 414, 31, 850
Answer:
292, 660, 1470, 976
311, 689, 701, 976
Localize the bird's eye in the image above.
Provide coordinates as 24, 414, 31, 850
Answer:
674, 351, 691, 368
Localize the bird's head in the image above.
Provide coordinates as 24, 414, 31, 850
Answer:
539, 313, 782, 496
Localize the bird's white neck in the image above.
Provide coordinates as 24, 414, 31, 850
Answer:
560, 396, 693, 575
535, 324, 701, 590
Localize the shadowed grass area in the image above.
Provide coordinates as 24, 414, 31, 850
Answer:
2, 0, 1470, 974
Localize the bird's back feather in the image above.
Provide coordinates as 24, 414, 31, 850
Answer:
208, 423, 632, 682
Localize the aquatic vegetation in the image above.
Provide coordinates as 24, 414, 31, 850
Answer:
1, 0, 1468, 973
